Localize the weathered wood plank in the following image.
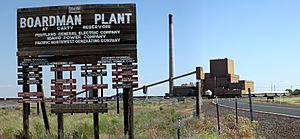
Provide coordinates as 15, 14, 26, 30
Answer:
112, 77, 138, 82
112, 71, 137, 76
51, 91, 76, 96
18, 73, 42, 78
18, 98, 43, 103
82, 84, 108, 89
112, 64, 137, 70
17, 50, 137, 65
113, 83, 138, 89
51, 85, 76, 90
18, 92, 43, 97
51, 103, 108, 113
51, 66, 76, 71
81, 65, 106, 70
18, 79, 43, 85
81, 71, 107, 77
18, 67, 42, 72
51, 79, 76, 84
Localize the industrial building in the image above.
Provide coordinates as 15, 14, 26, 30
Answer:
171, 58, 254, 97
203, 58, 254, 96
172, 83, 197, 97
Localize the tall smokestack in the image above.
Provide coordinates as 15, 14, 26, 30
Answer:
169, 14, 175, 95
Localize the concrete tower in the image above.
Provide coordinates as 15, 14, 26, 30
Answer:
169, 14, 175, 95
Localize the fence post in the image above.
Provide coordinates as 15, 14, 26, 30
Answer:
177, 128, 180, 139
196, 81, 202, 117
235, 96, 238, 126
248, 88, 253, 121
216, 96, 220, 135
177, 116, 181, 139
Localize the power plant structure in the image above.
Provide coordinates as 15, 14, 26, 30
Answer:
203, 58, 254, 97
162, 14, 253, 98
169, 14, 175, 96
171, 58, 254, 97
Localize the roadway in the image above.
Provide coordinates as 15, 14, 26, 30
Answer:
217, 98, 300, 118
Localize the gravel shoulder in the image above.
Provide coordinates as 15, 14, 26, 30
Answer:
202, 101, 300, 139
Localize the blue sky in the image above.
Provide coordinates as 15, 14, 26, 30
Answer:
1, 0, 300, 97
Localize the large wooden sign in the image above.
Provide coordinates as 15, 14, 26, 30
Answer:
17, 4, 137, 65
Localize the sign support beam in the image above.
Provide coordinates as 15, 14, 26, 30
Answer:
128, 87, 134, 139
34, 65, 50, 131
40, 86, 50, 132
116, 63, 120, 114
92, 64, 100, 139
123, 88, 129, 136
85, 64, 88, 115
22, 66, 30, 139
34, 65, 40, 115
56, 65, 64, 139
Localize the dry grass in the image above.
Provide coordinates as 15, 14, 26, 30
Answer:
255, 96, 300, 105
0, 101, 259, 139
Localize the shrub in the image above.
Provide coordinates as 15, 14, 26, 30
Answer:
292, 89, 300, 95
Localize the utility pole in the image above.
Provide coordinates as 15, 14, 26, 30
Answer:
196, 81, 201, 117
271, 82, 273, 92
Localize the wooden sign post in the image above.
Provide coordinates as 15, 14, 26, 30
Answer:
92, 64, 100, 139
34, 65, 50, 131
81, 64, 108, 139
22, 66, 30, 139
56, 65, 64, 139
115, 63, 120, 114
51, 65, 77, 139
18, 66, 46, 139
112, 62, 138, 139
